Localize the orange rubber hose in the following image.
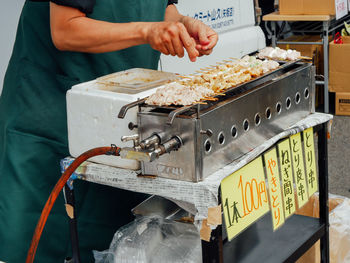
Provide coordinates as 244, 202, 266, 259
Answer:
26, 146, 120, 263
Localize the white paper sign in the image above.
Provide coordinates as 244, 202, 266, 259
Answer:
335, 0, 348, 20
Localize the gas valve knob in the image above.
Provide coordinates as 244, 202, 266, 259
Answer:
121, 134, 140, 147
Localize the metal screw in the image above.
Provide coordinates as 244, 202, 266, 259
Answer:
200, 129, 213, 137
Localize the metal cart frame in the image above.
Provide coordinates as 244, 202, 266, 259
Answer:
263, 12, 350, 113
63, 122, 330, 263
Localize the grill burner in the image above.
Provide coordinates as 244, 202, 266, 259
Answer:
118, 61, 315, 182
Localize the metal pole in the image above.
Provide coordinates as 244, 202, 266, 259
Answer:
201, 225, 223, 263
271, 21, 277, 48
318, 123, 330, 263
323, 21, 330, 113
63, 184, 81, 263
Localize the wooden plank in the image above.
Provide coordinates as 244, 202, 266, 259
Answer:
263, 11, 332, 22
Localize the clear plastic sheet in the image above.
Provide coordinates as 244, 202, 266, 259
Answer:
329, 197, 350, 263
93, 216, 202, 263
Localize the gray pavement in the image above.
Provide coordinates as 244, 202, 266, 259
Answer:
328, 116, 350, 198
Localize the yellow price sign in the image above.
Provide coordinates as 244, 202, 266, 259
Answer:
278, 139, 296, 218
290, 133, 309, 208
221, 157, 270, 241
303, 128, 318, 196
264, 148, 285, 230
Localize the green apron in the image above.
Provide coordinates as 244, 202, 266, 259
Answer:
0, 1, 167, 262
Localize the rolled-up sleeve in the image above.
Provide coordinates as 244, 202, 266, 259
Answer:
167, 0, 178, 5
50, 0, 96, 14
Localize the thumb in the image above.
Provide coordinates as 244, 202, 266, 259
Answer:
198, 27, 210, 46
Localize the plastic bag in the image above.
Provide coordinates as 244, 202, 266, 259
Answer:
297, 194, 350, 263
93, 216, 202, 263
329, 198, 350, 263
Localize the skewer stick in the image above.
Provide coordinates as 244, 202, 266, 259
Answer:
203, 97, 219, 101
299, 56, 312, 60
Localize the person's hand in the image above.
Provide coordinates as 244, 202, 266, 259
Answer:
181, 17, 218, 56
144, 22, 200, 62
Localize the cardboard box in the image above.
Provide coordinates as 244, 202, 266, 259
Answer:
335, 92, 350, 116
296, 194, 346, 263
329, 36, 350, 93
279, 0, 335, 15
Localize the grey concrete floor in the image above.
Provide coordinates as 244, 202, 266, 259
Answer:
328, 116, 350, 198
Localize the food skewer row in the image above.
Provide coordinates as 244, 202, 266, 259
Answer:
146, 56, 280, 106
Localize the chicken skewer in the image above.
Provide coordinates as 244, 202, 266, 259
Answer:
146, 56, 280, 106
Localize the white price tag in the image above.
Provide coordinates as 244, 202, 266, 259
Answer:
335, 0, 348, 19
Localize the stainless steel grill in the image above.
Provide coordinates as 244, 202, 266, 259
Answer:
118, 61, 315, 182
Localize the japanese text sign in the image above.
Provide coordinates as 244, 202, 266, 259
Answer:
290, 133, 309, 208
221, 157, 269, 241
264, 148, 285, 230
278, 139, 296, 218
303, 128, 318, 196
336, 0, 348, 20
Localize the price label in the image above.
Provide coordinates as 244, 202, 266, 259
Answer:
221, 157, 269, 241
290, 133, 309, 208
264, 148, 285, 230
303, 128, 318, 197
335, 0, 348, 20
278, 139, 296, 218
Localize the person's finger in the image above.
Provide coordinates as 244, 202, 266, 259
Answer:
179, 27, 199, 62
198, 49, 213, 56
172, 35, 185, 58
158, 42, 170, 55
163, 35, 176, 56
198, 25, 210, 45
202, 32, 218, 51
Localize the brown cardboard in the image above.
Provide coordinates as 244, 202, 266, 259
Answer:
280, 0, 335, 15
329, 36, 350, 93
207, 206, 222, 226
200, 219, 211, 242
296, 194, 345, 263
336, 92, 350, 116
65, 204, 74, 219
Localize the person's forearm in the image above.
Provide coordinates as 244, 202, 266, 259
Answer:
51, 18, 149, 53
164, 4, 184, 22
164, 5, 199, 34
50, 3, 149, 53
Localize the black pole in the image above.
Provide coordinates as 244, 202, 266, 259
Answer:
201, 225, 223, 263
317, 122, 330, 263
64, 184, 81, 263
202, 186, 223, 263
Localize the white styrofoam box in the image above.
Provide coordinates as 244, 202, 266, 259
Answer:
67, 79, 162, 170
160, 26, 265, 75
